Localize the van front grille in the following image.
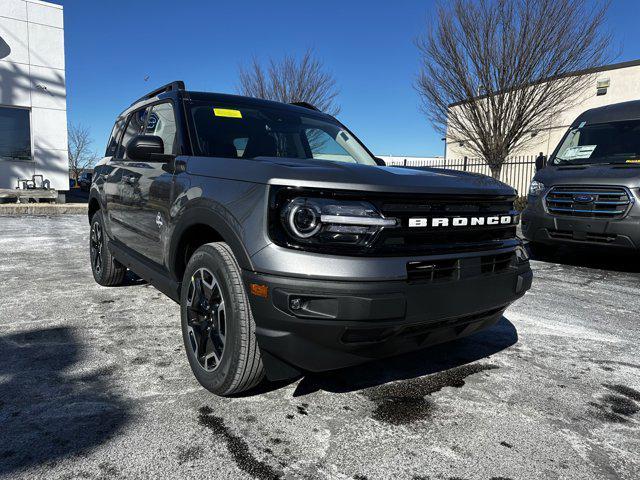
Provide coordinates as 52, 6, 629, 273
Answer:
545, 186, 632, 218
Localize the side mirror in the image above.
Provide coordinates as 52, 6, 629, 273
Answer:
126, 135, 164, 161
374, 157, 386, 166
535, 153, 547, 171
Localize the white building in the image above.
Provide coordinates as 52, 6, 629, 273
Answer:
0, 0, 67, 191
446, 60, 640, 161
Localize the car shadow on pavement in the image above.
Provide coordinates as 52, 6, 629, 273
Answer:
292, 316, 518, 396
0, 327, 132, 476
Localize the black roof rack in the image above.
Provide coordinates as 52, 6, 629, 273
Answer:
289, 101, 320, 112
131, 80, 185, 106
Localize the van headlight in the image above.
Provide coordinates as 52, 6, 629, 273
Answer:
270, 189, 398, 252
528, 180, 545, 197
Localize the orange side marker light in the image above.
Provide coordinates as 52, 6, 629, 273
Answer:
250, 283, 269, 298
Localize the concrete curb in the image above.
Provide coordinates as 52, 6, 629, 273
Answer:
0, 203, 87, 215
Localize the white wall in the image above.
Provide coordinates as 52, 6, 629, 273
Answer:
0, 0, 67, 191
446, 62, 640, 161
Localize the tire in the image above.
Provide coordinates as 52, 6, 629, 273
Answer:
89, 210, 127, 286
180, 242, 264, 396
527, 241, 558, 259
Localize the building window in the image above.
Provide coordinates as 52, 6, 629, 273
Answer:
0, 107, 31, 161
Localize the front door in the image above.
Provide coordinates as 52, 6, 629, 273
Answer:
107, 107, 149, 245
115, 102, 179, 267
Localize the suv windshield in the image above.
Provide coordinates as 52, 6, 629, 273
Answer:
551, 119, 640, 166
187, 102, 377, 166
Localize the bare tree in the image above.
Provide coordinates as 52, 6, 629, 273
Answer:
237, 49, 340, 116
68, 123, 98, 185
416, 0, 612, 179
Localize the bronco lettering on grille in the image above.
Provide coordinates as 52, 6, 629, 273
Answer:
408, 215, 514, 228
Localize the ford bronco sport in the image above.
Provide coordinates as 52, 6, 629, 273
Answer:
89, 81, 532, 396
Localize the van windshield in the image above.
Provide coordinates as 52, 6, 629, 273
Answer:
551, 120, 640, 166
187, 102, 377, 166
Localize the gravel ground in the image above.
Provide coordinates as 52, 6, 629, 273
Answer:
0, 215, 639, 480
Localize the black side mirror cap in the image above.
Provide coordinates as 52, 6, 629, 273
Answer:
126, 135, 164, 161
535, 153, 547, 171
374, 157, 386, 166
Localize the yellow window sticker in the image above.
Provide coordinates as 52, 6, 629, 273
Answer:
214, 108, 242, 118
626, 159, 640, 163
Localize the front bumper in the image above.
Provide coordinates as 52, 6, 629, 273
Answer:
243, 258, 532, 378
522, 203, 640, 249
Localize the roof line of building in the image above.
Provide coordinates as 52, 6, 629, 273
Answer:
30, 0, 63, 10
448, 58, 640, 108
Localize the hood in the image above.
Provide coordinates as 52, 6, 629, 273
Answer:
186, 156, 515, 196
534, 164, 640, 188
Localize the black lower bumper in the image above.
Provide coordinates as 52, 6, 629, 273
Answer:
243, 261, 532, 379
522, 209, 640, 249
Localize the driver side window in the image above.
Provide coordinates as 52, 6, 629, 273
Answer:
117, 108, 149, 159
304, 128, 355, 163
145, 102, 177, 155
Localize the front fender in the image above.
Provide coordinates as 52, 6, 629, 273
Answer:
169, 205, 255, 276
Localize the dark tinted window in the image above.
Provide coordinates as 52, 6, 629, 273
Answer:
105, 117, 126, 157
145, 102, 177, 154
0, 107, 31, 161
118, 108, 149, 158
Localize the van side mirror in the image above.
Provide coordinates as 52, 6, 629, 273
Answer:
374, 157, 386, 166
126, 135, 164, 161
535, 153, 547, 171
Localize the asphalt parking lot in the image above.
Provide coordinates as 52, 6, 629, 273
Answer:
1, 215, 639, 480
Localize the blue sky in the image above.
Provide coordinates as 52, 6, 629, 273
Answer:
55, 0, 640, 157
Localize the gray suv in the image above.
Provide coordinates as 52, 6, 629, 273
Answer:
88, 81, 532, 396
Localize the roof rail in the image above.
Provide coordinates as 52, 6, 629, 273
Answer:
289, 101, 320, 112
131, 80, 185, 106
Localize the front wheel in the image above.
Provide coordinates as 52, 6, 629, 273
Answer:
180, 242, 264, 396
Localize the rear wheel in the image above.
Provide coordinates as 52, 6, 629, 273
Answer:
180, 242, 264, 396
89, 210, 127, 286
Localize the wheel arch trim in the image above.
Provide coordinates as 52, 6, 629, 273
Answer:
169, 207, 254, 282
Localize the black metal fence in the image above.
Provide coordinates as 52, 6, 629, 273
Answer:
386, 155, 536, 196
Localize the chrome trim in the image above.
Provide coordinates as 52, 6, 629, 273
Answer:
543, 185, 634, 219
320, 215, 397, 226
547, 207, 621, 214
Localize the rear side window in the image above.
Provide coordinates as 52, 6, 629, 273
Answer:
119, 108, 150, 159
145, 102, 177, 154
105, 117, 126, 157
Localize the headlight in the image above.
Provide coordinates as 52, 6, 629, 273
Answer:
287, 200, 321, 238
528, 180, 545, 197
272, 191, 398, 252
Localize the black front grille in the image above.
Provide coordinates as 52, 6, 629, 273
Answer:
407, 252, 516, 283
545, 186, 632, 218
372, 194, 518, 255
407, 258, 460, 282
